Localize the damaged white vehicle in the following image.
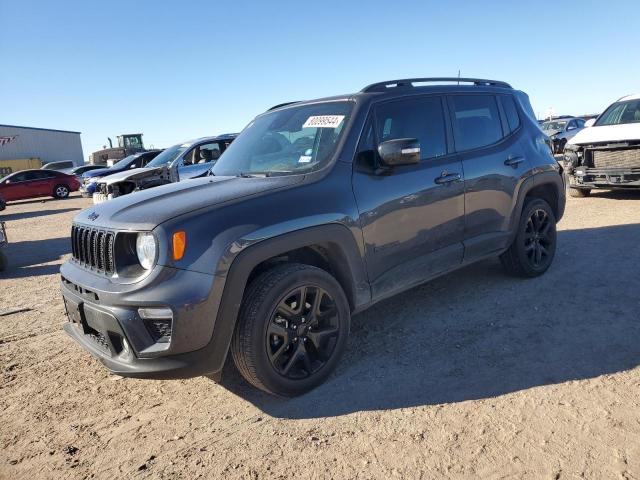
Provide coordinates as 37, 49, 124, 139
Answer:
564, 94, 640, 197
93, 134, 236, 204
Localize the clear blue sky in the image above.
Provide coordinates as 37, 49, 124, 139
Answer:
1, 0, 638, 158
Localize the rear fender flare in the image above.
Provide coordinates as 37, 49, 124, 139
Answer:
507, 171, 565, 243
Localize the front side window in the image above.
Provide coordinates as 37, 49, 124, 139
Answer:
374, 96, 447, 160
212, 102, 353, 176
595, 99, 640, 126
9, 172, 29, 182
185, 142, 223, 165
451, 95, 503, 151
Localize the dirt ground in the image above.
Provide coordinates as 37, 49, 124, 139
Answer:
1, 189, 639, 480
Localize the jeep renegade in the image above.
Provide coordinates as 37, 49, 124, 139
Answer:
60, 77, 565, 396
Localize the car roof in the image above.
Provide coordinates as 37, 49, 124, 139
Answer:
267, 77, 517, 113
618, 93, 640, 102
543, 117, 578, 122
10, 169, 61, 175
182, 134, 239, 144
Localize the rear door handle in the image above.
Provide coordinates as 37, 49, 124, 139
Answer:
435, 172, 461, 185
504, 156, 525, 167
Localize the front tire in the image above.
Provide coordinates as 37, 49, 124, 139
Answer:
0, 250, 7, 272
53, 184, 70, 199
500, 198, 557, 278
0, 197, 5, 211
231, 263, 350, 396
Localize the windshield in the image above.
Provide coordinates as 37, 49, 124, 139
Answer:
112, 155, 136, 167
595, 99, 640, 126
212, 101, 353, 177
541, 121, 567, 131
146, 143, 191, 168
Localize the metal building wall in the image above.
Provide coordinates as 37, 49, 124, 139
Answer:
0, 125, 84, 166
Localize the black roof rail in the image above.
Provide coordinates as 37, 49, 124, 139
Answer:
267, 101, 300, 111
361, 77, 512, 93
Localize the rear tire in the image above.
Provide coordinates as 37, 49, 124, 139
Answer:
0, 251, 6, 272
569, 187, 591, 198
53, 184, 70, 199
0, 197, 5, 211
231, 263, 350, 397
500, 198, 557, 278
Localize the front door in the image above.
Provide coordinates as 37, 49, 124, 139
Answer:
2, 171, 32, 200
352, 95, 465, 299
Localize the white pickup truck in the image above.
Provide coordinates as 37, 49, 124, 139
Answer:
564, 94, 640, 197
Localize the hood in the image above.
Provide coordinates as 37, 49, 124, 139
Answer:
98, 167, 151, 185
74, 174, 304, 230
569, 123, 640, 145
83, 167, 112, 178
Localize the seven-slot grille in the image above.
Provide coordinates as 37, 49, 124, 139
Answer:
591, 149, 640, 169
71, 224, 116, 274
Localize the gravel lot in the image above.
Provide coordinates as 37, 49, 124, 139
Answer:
1, 190, 639, 479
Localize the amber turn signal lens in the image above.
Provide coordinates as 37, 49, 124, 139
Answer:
172, 231, 186, 261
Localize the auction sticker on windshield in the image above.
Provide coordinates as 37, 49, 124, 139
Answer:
303, 115, 345, 129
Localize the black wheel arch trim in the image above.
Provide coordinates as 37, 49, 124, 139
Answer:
204, 223, 370, 378
508, 170, 565, 244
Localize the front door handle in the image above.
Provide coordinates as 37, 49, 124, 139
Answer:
504, 156, 525, 167
435, 172, 461, 185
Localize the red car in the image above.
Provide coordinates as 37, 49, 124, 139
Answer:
0, 169, 80, 208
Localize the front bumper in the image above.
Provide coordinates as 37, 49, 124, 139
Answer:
80, 184, 97, 197
568, 167, 640, 189
60, 260, 225, 379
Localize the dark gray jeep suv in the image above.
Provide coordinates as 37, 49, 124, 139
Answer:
60, 78, 565, 396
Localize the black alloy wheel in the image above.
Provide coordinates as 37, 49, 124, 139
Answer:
524, 208, 553, 269
267, 285, 340, 380
231, 263, 350, 396
500, 198, 557, 277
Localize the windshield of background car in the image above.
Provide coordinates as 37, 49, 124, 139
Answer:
112, 155, 135, 167
212, 101, 353, 176
145, 143, 191, 168
595, 100, 640, 126
542, 121, 567, 131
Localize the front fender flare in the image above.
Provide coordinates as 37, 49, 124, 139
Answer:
203, 223, 369, 378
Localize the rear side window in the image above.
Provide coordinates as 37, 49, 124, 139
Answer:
451, 95, 503, 151
375, 96, 447, 160
500, 95, 521, 133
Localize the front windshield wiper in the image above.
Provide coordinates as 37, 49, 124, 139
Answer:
237, 171, 294, 178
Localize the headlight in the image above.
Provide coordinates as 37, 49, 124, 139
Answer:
136, 233, 157, 270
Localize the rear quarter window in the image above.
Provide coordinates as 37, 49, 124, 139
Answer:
499, 95, 521, 133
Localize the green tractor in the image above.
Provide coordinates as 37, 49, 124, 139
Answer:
89, 133, 145, 166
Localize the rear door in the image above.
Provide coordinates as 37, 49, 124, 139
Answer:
31, 170, 57, 195
1, 171, 30, 200
447, 93, 529, 260
352, 95, 465, 299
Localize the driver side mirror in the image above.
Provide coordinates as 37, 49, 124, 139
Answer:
584, 118, 596, 127
378, 138, 421, 167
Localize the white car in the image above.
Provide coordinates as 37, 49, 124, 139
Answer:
564, 94, 640, 197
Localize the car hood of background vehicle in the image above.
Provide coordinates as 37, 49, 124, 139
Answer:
74, 175, 304, 230
569, 123, 640, 145
83, 167, 114, 178
98, 167, 150, 185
